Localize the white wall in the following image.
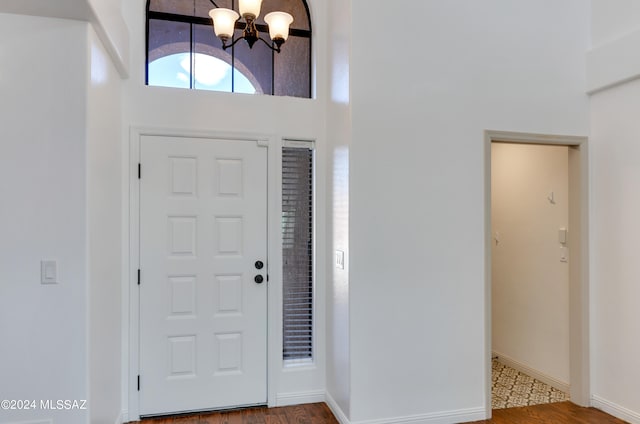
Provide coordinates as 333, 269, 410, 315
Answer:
0, 0, 129, 78
590, 80, 640, 423
587, 0, 640, 93
86, 0, 129, 76
0, 14, 89, 424
120, 0, 329, 417
588, 4, 640, 422
11, 3, 638, 424
325, 0, 351, 419
348, 1, 589, 422
591, 0, 640, 46
491, 143, 570, 386
87, 25, 123, 424
590, 79, 640, 423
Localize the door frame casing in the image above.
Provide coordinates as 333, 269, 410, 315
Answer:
126, 127, 282, 421
483, 130, 590, 417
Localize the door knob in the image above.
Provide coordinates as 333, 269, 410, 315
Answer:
255, 261, 264, 270
254, 275, 264, 284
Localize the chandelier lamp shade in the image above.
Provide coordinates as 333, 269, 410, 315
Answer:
208, 0, 294, 53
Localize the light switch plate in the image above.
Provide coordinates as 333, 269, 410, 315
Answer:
335, 250, 345, 269
41, 260, 58, 284
560, 247, 568, 263
559, 227, 568, 244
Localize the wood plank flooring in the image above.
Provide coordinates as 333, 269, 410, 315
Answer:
132, 401, 627, 424
132, 403, 338, 424
472, 401, 628, 424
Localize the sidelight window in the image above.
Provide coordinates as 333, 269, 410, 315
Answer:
282, 142, 314, 361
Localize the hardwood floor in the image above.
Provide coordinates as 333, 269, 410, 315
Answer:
132, 403, 338, 424
132, 401, 627, 424
472, 401, 628, 424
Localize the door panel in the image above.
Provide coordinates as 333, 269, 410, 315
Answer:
139, 136, 267, 416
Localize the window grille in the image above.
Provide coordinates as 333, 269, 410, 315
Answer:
146, 0, 312, 98
282, 145, 313, 360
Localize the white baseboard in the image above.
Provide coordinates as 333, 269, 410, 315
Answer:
119, 409, 129, 424
592, 395, 640, 424
351, 408, 485, 424
493, 350, 570, 394
114, 410, 123, 424
324, 392, 485, 424
325, 392, 350, 424
275, 390, 325, 407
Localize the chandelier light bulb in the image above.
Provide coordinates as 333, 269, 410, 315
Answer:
264, 11, 293, 41
209, 1, 291, 53
239, 0, 262, 20
209, 8, 239, 39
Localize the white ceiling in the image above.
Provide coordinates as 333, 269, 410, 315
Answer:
0, 0, 91, 21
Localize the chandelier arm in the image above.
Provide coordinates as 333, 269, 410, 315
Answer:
221, 36, 246, 50
209, 0, 220, 8
257, 36, 281, 53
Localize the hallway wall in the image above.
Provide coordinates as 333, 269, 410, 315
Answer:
348, 0, 589, 422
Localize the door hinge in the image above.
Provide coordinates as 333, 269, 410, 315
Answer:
137, 269, 140, 285
138, 163, 141, 179
137, 375, 140, 391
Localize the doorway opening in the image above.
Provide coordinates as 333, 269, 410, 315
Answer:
484, 131, 590, 417
491, 142, 569, 409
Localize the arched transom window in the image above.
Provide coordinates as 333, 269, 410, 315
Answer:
146, 0, 312, 98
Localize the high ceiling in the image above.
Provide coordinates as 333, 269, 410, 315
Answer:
0, 0, 91, 21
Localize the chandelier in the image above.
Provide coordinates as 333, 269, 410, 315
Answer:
209, 0, 294, 53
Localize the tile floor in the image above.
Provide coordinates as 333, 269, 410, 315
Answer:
492, 359, 569, 409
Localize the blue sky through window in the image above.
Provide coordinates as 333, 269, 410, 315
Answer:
148, 53, 257, 94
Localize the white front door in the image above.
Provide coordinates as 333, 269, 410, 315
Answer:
139, 135, 268, 416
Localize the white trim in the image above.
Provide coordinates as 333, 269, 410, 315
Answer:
271, 136, 326, 405
267, 132, 283, 407
283, 139, 316, 149
126, 126, 141, 420
493, 351, 570, 394
487, 130, 585, 146
484, 130, 591, 413
267, 131, 283, 408
282, 358, 316, 370
126, 126, 279, 420
324, 392, 485, 424
325, 392, 349, 424
483, 132, 492, 416
120, 410, 129, 424
592, 396, 640, 424
128, 126, 272, 143
275, 390, 325, 407
352, 408, 486, 424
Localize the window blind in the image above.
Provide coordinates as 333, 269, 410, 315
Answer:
282, 146, 313, 360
